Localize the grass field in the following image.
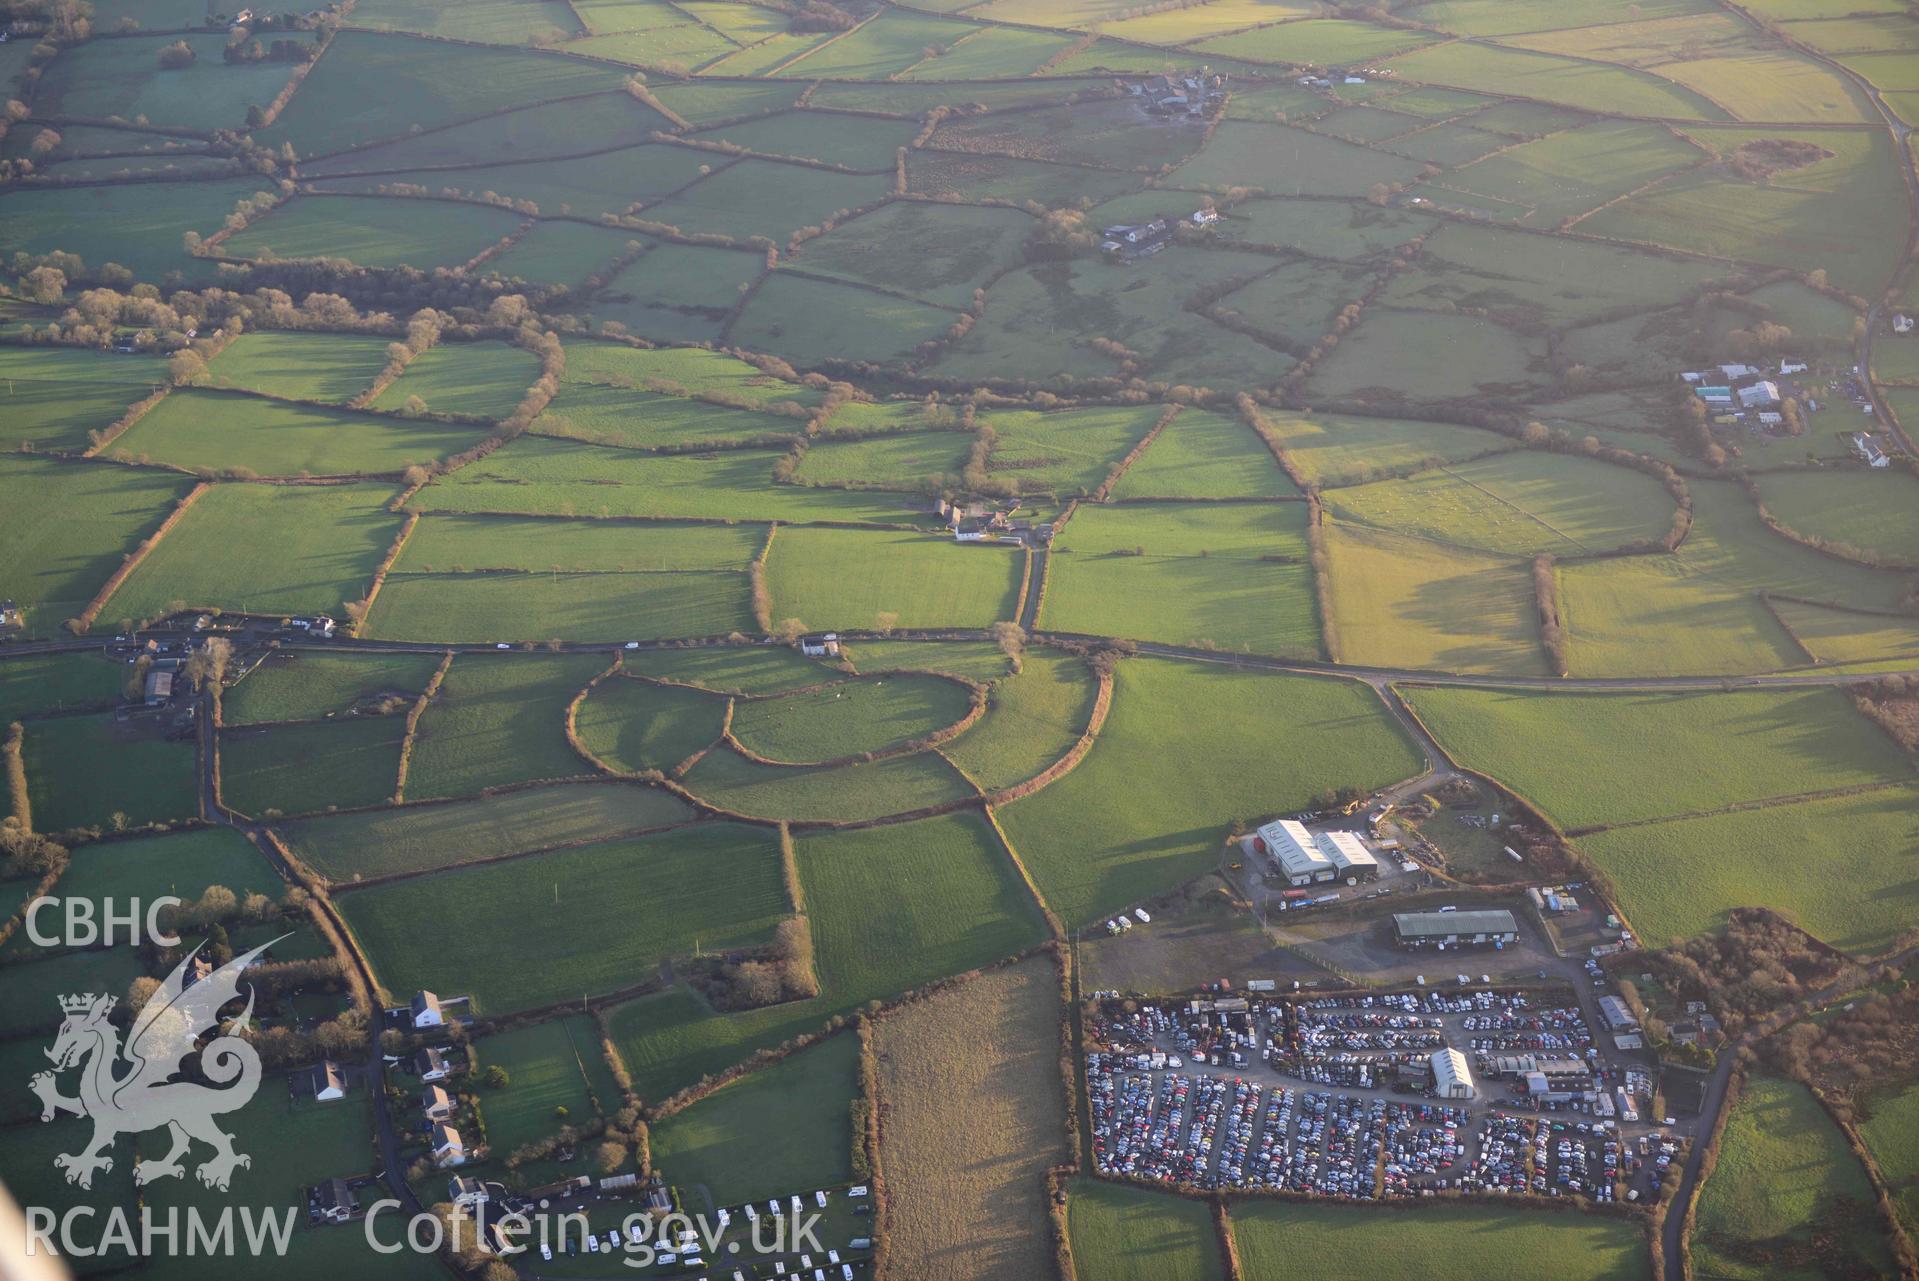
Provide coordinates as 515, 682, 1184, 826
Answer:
1772, 600, 1919, 665
113, 389, 490, 477
1110, 410, 1299, 500
219, 195, 523, 270
763, 527, 1023, 631
1575, 786, 1919, 952
1323, 451, 1674, 556
982, 405, 1165, 495
1403, 686, 1910, 829
999, 659, 1420, 925
367, 341, 543, 420
223, 651, 441, 725
798, 810, 1047, 1006
403, 653, 605, 801
651, 1030, 857, 1204
1692, 1075, 1892, 1281
25, 828, 280, 952
34, 33, 304, 133
1232, 1200, 1648, 1281
575, 676, 727, 773
1580, 126, 1907, 296
1167, 121, 1426, 197
0, 178, 260, 283
339, 821, 788, 1013
732, 272, 958, 368
1857, 1080, 1919, 1236
1383, 40, 1726, 119
409, 435, 921, 526
1041, 503, 1320, 656
945, 650, 1098, 792
203, 332, 393, 403
1308, 309, 1546, 401
0, 346, 170, 452
104, 481, 403, 624
364, 568, 755, 642
730, 674, 975, 763
1068, 1179, 1222, 1281
0, 653, 122, 725
873, 956, 1067, 1281
1323, 522, 1545, 675
23, 714, 198, 834
475, 1014, 624, 1154
278, 782, 691, 881
220, 715, 406, 817
679, 745, 977, 823
1555, 481, 1915, 677
256, 31, 623, 156
1253, 410, 1510, 488
623, 646, 841, 695
0, 456, 188, 631
1755, 469, 1919, 564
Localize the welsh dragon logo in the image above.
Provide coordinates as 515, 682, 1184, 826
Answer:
31, 940, 279, 1192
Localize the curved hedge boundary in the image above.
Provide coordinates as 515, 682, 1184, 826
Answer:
719, 675, 988, 771
986, 664, 1113, 807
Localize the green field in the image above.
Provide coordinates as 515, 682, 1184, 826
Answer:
22, 714, 198, 835
219, 195, 523, 271
403, 652, 605, 800
1556, 481, 1915, 677
764, 526, 1023, 631
339, 821, 788, 1014
944, 649, 1098, 792
1110, 410, 1298, 500
680, 745, 976, 823
575, 676, 728, 774
999, 659, 1420, 925
1326, 451, 1674, 556
221, 715, 406, 817
0, 346, 170, 452
1576, 786, 1919, 952
0, 456, 189, 631
1692, 1075, 1892, 1281
1755, 469, 1919, 564
368, 341, 543, 420
24, 827, 280, 952
202, 332, 395, 403
278, 782, 691, 881
1308, 309, 1547, 402
0, 653, 122, 725
1041, 502, 1320, 655
475, 1014, 625, 1154
1857, 1081, 1919, 1236
650, 1030, 858, 1204
1253, 410, 1511, 488
365, 568, 755, 643
730, 674, 976, 764
1232, 1200, 1648, 1281
797, 810, 1047, 1006
224, 651, 441, 725
1323, 521, 1544, 675
1405, 686, 1910, 829
112, 389, 490, 477
103, 481, 403, 624
1068, 1179, 1222, 1281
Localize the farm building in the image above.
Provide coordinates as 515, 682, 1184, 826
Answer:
1391, 909, 1518, 950
411, 990, 444, 1029
1315, 829, 1379, 883
799, 633, 841, 657
0, 600, 20, 630
144, 668, 174, 707
1255, 819, 1335, 886
1694, 385, 1732, 406
314, 1177, 358, 1224
1597, 994, 1638, 1032
1736, 381, 1781, 409
1431, 1047, 1475, 1099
